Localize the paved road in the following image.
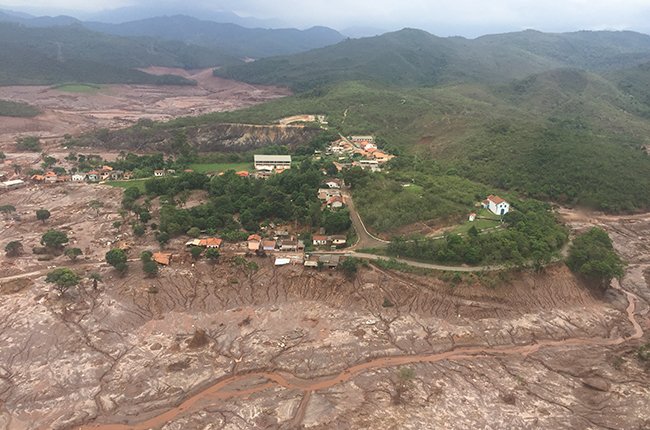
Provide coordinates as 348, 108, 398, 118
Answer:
345, 252, 504, 272
342, 190, 390, 250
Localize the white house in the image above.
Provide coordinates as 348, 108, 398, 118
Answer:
72, 173, 86, 182
483, 195, 510, 216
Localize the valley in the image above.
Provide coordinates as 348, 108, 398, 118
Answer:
0, 181, 648, 429
1, 10, 650, 430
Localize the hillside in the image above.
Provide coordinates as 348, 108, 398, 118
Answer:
84, 15, 345, 58
0, 22, 241, 85
109, 71, 650, 213
216, 28, 650, 91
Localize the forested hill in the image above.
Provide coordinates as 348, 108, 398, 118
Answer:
0, 22, 240, 85
0, 11, 346, 60
216, 28, 650, 91
84, 15, 346, 59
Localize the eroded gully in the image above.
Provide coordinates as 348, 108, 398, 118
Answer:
78, 280, 644, 430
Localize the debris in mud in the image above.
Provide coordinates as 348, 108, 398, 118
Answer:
167, 358, 192, 372
0, 278, 32, 294
187, 328, 209, 349
582, 377, 611, 392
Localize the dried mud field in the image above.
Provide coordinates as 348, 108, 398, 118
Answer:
0, 185, 648, 429
0, 68, 290, 147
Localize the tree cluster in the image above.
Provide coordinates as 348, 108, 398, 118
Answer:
388, 200, 568, 266
566, 227, 625, 289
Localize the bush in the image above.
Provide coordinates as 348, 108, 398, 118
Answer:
5, 240, 23, 257
41, 229, 69, 249
143, 260, 158, 277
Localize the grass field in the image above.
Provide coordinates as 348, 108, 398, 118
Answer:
0, 99, 40, 117
53, 84, 102, 93
188, 163, 252, 174
104, 179, 148, 191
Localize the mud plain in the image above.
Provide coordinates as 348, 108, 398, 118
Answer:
0, 182, 648, 430
0, 68, 290, 147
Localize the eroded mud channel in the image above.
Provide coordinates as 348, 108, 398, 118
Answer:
1, 207, 649, 429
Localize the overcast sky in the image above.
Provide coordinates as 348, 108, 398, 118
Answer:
2, 0, 650, 36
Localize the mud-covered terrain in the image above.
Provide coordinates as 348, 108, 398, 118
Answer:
0, 184, 648, 429
0, 68, 290, 147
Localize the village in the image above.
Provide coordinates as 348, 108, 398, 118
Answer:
1, 128, 515, 278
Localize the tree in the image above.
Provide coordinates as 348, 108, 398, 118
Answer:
45, 268, 80, 296
340, 257, 361, 279
41, 229, 69, 250
139, 210, 152, 223
186, 227, 201, 238
106, 248, 128, 273
36, 209, 51, 223
156, 231, 170, 247
64, 247, 82, 261
140, 250, 153, 262
88, 272, 102, 290
190, 246, 203, 260
205, 248, 220, 262
5, 240, 23, 257
132, 223, 145, 236
143, 260, 158, 277
567, 228, 625, 289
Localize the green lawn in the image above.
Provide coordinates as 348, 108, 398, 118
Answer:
188, 162, 252, 174
104, 178, 148, 191
451, 218, 501, 235
53, 84, 102, 93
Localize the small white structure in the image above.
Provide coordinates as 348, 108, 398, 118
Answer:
1, 179, 26, 190
482, 195, 510, 216
274, 258, 291, 266
72, 173, 86, 182
468, 212, 477, 222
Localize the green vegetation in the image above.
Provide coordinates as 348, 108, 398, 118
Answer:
0, 22, 228, 85
143, 260, 158, 277
0, 99, 39, 117
45, 268, 80, 296
53, 83, 102, 93
40, 229, 69, 250
35, 209, 51, 223
4, 240, 23, 257
188, 162, 251, 174
216, 28, 650, 92
566, 228, 625, 289
105, 248, 128, 273
64, 247, 82, 261
387, 200, 568, 266
16, 136, 41, 152
105, 179, 149, 192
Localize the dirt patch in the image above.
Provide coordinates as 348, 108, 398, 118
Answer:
0, 68, 290, 149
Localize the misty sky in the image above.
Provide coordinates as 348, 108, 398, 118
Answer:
2, 0, 650, 36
